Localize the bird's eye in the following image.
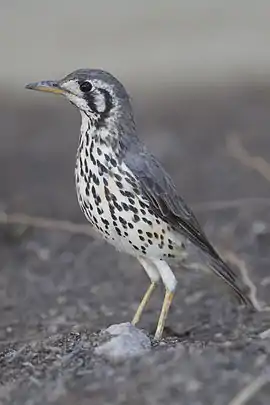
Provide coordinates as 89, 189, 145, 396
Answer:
79, 81, 93, 93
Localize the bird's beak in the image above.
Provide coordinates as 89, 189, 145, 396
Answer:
25, 80, 64, 95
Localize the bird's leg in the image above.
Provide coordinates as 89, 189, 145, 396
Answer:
152, 259, 177, 341
132, 281, 157, 325
154, 289, 174, 340
132, 257, 160, 326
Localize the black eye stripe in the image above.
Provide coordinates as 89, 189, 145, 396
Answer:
84, 93, 98, 113
98, 88, 113, 114
84, 88, 113, 117
79, 81, 93, 93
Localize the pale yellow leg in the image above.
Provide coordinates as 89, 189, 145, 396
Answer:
132, 282, 157, 325
154, 289, 174, 340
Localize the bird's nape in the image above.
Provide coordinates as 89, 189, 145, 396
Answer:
25, 68, 254, 340
25, 69, 134, 123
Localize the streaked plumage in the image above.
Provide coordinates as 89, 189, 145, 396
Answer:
25, 69, 253, 340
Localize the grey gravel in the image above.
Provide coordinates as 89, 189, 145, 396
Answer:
1, 86, 270, 404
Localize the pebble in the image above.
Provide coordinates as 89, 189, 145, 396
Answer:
95, 322, 151, 362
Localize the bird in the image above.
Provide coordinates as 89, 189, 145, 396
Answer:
25, 69, 253, 340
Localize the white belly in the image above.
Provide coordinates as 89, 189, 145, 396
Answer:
75, 141, 185, 259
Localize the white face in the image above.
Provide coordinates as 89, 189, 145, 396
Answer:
60, 79, 88, 111
59, 78, 115, 116
25, 70, 131, 128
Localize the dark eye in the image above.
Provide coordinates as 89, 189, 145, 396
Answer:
79, 81, 92, 93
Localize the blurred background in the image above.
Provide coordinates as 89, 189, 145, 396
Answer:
1, 0, 270, 89
1, 1, 270, 404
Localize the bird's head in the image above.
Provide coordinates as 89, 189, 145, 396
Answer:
25, 69, 134, 128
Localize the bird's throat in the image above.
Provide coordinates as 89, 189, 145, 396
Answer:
79, 111, 121, 158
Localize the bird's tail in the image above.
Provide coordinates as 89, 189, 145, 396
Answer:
208, 252, 254, 309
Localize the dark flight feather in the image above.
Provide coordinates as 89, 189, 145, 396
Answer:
125, 147, 253, 307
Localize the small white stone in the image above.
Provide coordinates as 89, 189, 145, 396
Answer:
252, 221, 266, 235
95, 322, 151, 362
259, 328, 270, 339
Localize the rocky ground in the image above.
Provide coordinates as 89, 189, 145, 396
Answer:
0, 85, 270, 404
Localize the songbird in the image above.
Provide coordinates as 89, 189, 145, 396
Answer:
26, 69, 252, 340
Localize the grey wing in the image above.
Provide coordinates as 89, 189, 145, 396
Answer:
125, 149, 252, 307
125, 149, 218, 256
